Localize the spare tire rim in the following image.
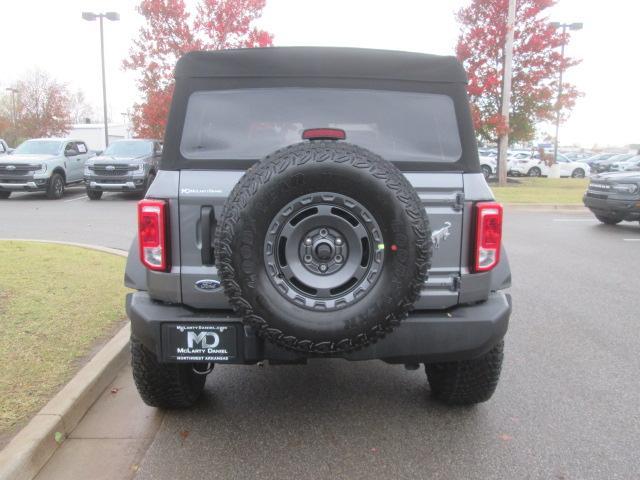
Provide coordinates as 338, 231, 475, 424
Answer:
265, 192, 384, 311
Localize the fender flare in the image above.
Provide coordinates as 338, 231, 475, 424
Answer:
490, 246, 511, 291
124, 236, 147, 291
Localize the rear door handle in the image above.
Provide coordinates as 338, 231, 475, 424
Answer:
200, 206, 216, 265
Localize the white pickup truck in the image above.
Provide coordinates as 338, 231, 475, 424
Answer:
0, 139, 11, 155
0, 138, 94, 199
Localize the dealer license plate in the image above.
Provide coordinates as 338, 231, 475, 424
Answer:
162, 324, 237, 363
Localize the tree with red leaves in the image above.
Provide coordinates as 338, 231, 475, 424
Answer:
456, 0, 580, 144
124, 0, 273, 139
0, 70, 72, 144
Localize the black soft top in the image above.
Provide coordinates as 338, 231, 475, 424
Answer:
175, 47, 467, 84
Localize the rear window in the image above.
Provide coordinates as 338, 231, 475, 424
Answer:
180, 88, 462, 163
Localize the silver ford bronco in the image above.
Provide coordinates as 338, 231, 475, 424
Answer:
125, 47, 512, 408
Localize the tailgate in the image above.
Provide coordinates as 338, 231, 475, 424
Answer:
179, 171, 464, 310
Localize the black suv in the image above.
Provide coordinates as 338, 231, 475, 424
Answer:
124, 48, 512, 408
584, 169, 640, 224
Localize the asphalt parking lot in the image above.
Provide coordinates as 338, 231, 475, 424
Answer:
2, 194, 640, 479
0, 188, 137, 250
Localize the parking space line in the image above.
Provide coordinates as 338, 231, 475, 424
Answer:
623, 238, 640, 242
63, 195, 88, 203
552, 218, 597, 222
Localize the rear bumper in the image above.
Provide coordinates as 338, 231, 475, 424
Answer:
583, 194, 640, 220
127, 290, 511, 364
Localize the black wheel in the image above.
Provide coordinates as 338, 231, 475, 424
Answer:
425, 340, 504, 405
527, 167, 541, 177
46, 173, 65, 199
215, 141, 432, 354
86, 189, 103, 200
571, 168, 585, 178
480, 165, 492, 180
595, 214, 622, 225
0, 191, 10, 199
131, 336, 207, 408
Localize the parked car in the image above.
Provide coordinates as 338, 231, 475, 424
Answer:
83, 139, 162, 200
582, 152, 616, 169
563, 151, 594, 161
583, 168, 640, 225
479, 155, 496, 179
507, 150, 533, 175
480, 154, 518, 179
593, 153, 635, 173
0, 138, 93, 199
610, 155, 640, 172
509, 152, 589, 178
125, 47, 512, 409
478, 148, 497, 157
0, 139, 11, 155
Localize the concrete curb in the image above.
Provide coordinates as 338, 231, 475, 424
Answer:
0, 240, 130, 480
0, 238, 127, 257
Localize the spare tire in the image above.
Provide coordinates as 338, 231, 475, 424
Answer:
215, 141, 432, 354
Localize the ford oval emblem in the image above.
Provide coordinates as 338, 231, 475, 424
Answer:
195, 279, 221, 292
105, 165, 115, 170
6, 165, 16, 170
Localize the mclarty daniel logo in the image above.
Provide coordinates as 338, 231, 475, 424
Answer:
187, 331, 220, 349
173, 325, 234, 361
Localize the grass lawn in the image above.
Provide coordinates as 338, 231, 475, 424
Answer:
0, 241, 128, 440
491, 177, 589, 204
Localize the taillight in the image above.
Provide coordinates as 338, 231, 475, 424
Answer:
473, 202, 503, 273
138, 199, 169, 271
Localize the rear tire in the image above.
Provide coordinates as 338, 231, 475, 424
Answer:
86, 189, 103, 200
0, 191, 10, 199
131, 337, 207, 409
571, 168, 585, 178
595, 214, 622, 225
46, 173, 65, 199
527, 167, 541, 177
480, 165, 492, 180
425, 340, 504, 406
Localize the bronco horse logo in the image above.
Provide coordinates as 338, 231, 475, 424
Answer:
431, 222, 452, 249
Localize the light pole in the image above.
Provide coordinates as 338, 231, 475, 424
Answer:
550, 21, 582, 162
5, 87, 18, 128
496, 0, 516, 187
82, 11, 120, 148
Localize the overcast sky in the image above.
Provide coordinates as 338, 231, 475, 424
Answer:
1, 0, 638, 148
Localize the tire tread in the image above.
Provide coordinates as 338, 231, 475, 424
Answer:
425, 340, 504, 405
131, 336, 206, 409
214, 141, 432, 354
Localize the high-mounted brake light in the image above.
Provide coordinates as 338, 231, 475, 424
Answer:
302, 128, 346, 141
138, 199, 169, 271
473, 202, 503, 273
